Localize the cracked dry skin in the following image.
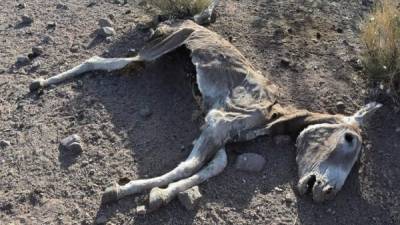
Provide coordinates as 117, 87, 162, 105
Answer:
0, 0, 399, 225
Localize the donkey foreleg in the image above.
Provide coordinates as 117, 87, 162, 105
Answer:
29, 56, 142, 91
148, 148, 227, 210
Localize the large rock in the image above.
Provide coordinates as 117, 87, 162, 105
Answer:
178, 186, 202, 210
235, 153, 266, 172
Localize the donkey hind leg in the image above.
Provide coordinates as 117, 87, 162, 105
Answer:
102, 109, 265, 204
148, 148, 227, 210
29, 56, 142, 91
29, 28, 195, 92
101, 125, 221, 204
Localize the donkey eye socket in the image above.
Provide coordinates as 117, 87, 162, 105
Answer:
344, 133, 354, 143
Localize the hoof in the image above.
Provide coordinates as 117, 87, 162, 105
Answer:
148, 187, 167, 211
29, 79, 44, 92
101, 183, 120, 204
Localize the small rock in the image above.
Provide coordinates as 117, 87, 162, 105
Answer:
235, 153, 266, 172
0, 140, 11, 148
21, 15, 33, 25
17, 3, 26, 9
31, 61, 41, 70
274, 187, 284, 192
336, 27, 343, 33
113, 0, 122, 4
16, 55, 30, 65
284, 192, 295, 203
70, 45, 79, 53
60, 134, 82, 153
178, 186, 202, 210
336, 101, 346, 112
395, 127, 400, 133
47, 21, 56, 30
98, 27, 116, 37
98, 18, 113, 28
136, 205, 146, 214
139, 107, 152, 118
280, 58, 290, 67
42, 35, 54, 44
56, 3, 69, 10
105, 36, 113, 43
95, 215, 107, 224
349, 57, 363, 71
273, 135, 291, 145
32, 46, 44, 57
87, 1, 96, 7
316, 32, 321, 39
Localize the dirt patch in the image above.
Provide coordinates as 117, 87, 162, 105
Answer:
0, 0, 399, 224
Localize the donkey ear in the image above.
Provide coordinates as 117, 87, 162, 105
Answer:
351, 102, 383, 126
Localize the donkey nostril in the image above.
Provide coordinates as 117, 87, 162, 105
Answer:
345, 133, 354, 143
306, 175, 317, 194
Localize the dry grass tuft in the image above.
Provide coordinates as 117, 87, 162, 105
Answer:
148, 0, 212, 18
361, 0, 400, 93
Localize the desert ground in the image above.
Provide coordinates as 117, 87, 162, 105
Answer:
0, 0, 399, 224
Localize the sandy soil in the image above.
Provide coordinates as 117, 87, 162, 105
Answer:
0, 0, 399, 224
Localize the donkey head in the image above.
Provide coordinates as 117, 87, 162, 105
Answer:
294, 102, 382, 202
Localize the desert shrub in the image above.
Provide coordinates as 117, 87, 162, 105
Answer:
361, 0, 400, 93
147, 0, 211, 18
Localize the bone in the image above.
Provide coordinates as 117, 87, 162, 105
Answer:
148, 148, 227, 211
29, 56, 140, 91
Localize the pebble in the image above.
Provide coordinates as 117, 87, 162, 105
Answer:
56, 3, 69, 10
21, 15, 33, 25
105, 37, 113, 43
70, 45, 79, 53
136, 205, 146, 214
87, 1, 96, 7
284, 192, 295, 203
47, 21, 56, 30
235, 153, 266, 172
139, 106, 152, 118
42, 35, 54, 44
99, 27, 116, 37
32, 46, 44, 57
280, 58, 291, 67
273, 135, 291, 145
274, 187, 284, 192
16, 55, 30, 65
98, 18, 113, 28
336, 101, 346, 112
178, 186, 202, 210
395, 127, 400, 133
0, 140, 11, 148
17, 3, 26, 9
60, 134, 82, 153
